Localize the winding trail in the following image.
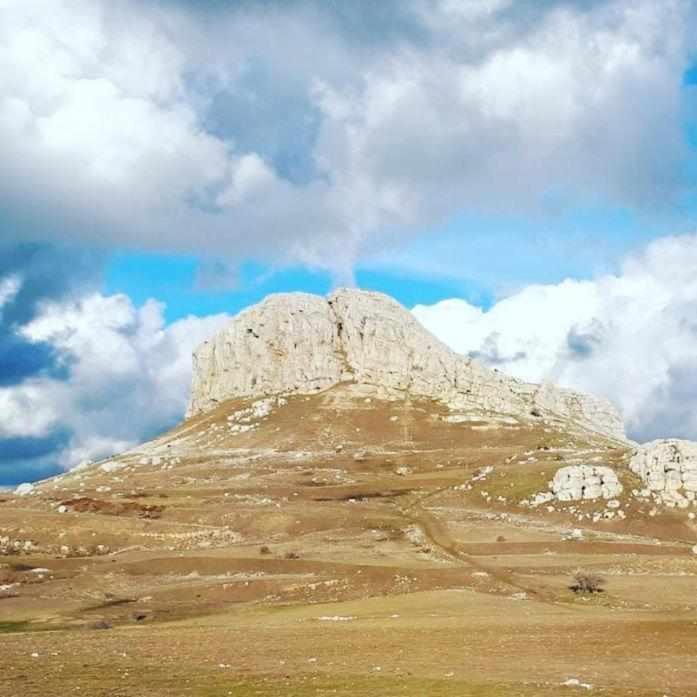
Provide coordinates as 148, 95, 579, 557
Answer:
398, 486, 560, 604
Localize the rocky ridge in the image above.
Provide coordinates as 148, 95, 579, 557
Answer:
188, 289, 626, 441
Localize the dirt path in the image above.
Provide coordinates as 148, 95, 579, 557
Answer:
398, 491, 559, 603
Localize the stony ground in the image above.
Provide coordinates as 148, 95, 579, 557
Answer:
2, 387, 696, 696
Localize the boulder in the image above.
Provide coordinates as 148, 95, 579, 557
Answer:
629, 440, 697, 503
550, 465, 623, 502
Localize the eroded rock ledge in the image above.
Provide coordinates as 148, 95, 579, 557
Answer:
187, 289, 626, 441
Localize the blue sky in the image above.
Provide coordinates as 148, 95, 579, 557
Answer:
102, 201, 687, 323
104, 254, 487, 323
1, 0, 697, 485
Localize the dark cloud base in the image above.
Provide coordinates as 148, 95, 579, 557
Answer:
0, 243, 102, 385
0, 431, 69, 487
0, 242, 103, 483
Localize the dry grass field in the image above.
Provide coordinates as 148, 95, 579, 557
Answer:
2, 387, 696, 696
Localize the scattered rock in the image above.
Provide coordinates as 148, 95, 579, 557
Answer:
528, 492, 554, 508
316, 615, 355, 622
562, 677, 593, 690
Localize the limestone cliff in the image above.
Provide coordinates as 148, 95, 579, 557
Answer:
187, 288, 626, 441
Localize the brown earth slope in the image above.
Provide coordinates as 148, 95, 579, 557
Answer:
2, 386, 697, 696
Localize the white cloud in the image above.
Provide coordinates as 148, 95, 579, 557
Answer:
0, 0, 694, 275
7, 292, 230, 468
316, 0, 689, 235
217, 154, 279, 207
0, 274, 21, 312
413, 233, 697, 442
0, 380, 61, 439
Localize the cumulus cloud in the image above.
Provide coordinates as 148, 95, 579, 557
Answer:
413, 233, 697, 442
0, 291, 229, 478
0, 381, 61, 440
0, 275, 20, 310
0, 0, 694, 276
0, 243, 103, 393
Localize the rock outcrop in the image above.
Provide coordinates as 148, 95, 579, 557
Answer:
188, 289, 626, 441
629, 439, 697, 507
550, 465, 623, 501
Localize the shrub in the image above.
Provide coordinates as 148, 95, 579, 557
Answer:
90, 619, 113, 630
284, 551, 300, 560
570, 571, 605, 594
259, 545, 271, 555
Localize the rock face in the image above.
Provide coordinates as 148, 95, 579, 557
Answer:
550, 465, 623, 501
188, 289, 625, 440
629, 440, 697, 506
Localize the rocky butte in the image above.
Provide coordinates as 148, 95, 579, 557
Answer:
5, 287, 697, 696
188, 288, 626, 441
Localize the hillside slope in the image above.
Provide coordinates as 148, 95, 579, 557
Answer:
2, 290, 697, 696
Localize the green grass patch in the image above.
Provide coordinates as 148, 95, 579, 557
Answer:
484, 462, 559, 502
0, 620, 31, 633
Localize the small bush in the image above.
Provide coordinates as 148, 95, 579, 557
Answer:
284, 551, 300, 560
496, 535, 506, 543
570, 571, 605, 594
259, 545, 271, 555
90, 619, 113, 630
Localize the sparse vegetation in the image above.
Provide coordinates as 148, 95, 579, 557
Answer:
570, 571, 606, 594
89, 619, 112, 630
259, 545, 271, 555
284, 551, 301, 560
